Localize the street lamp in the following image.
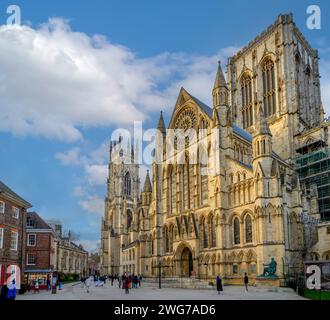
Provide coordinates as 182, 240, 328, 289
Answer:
158, 261, 162, 289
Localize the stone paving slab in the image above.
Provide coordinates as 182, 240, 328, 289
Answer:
16, 281, 306, 300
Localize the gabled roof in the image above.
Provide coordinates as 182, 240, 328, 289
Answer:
26, 212, 53, 230
189, 94, 213, 118
0, 180, 31, 208
168, 87, 213, 128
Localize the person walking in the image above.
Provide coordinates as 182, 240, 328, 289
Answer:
34, 279, 40, 294
6, 280, 17, 300
118, 275, 122, 288
85, 277, 91, 293
121, 273, 126, 291
111, 274, 114, 286
58, 275, 63, 290
0, 283, 9, 301
244, 273, 249, 291
216, 274, 223, 295
46, 277, 51, 291
123, 276, 131, 294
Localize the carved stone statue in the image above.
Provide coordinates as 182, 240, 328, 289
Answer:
262, 257, 277, 277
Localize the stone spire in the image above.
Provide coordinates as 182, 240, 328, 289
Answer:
143, 170, 152, 193
255, 105, 272, 136
213, 61, 227, 90
157, 111, 166, 136
213, 61, 228, 108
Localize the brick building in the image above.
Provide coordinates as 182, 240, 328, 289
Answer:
24, 212, 56, 288
0, 181, 31, 289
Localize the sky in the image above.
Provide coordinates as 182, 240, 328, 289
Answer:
1, 0, 330, 253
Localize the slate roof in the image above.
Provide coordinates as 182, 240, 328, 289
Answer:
0, 180, 31, 207
26, 212, 53, 230
232, 124, 253, 142
189, 94, 213, 118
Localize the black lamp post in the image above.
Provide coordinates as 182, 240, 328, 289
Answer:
158, 261, 162, 289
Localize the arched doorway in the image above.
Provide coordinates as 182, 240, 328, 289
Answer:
181, 247, 193, 277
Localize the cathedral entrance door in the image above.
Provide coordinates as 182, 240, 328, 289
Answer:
181, 247, 193, 277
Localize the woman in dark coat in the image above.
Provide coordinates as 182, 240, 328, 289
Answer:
216, 274, 223, 295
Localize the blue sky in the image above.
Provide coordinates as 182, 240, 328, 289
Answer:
0, 0, 330, 252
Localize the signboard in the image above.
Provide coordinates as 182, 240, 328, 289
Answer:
305, 261, 330, 290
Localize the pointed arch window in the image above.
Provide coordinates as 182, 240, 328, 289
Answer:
124, 172, 132, 196
164, 226, 169, 253
127, 210, 133, 229
241, 75, 253, 128
233, 217, 240, 244
168, 167, 176, 215
262, 59, 276, 117
199, 147, 208, 206
179, 166, 184, 212
245, 215, 253, 243
202, 219, 208, 249
184, 156, 194, 210
210, 217, 216, 247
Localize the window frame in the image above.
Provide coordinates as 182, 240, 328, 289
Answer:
12, 206, 20, 219
10, 230, 19, 251
262, 59, 277, 117
0, 201, 5, 214
27, 253, 36, 266
0, 227, 4, 249
27, 233, 37, 247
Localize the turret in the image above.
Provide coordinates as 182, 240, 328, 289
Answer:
252, 105, 273, 177
212, 61, 228, 109
142, 170, 152, 206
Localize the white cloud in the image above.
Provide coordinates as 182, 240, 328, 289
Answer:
73, 185, 86, 197
55, 147, 87, 165
79, 195, 104, 216
85, 164, 108, 186
79, 239, 100, 253
0, 20, 237, 142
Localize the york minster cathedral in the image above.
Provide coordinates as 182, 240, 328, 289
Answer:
101, 13, 330, 286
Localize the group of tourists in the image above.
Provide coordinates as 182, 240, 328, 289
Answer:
119, 273, 142, 294
79, 273, 143, 294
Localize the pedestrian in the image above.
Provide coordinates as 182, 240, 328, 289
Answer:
139, 274, 142, 287
216, 274, 223, 295
46, 277, 51, 291
6, 280, 17, 300
111, 274, 114, 286
34, 279, 40, 294
85, 277, 91, 293
118, 276, 122, 288
0, 283, 9, 301
58, 275, 63, 290
244, 273, 249, 291
123, 276, 131, 294
121, 273, 126, 290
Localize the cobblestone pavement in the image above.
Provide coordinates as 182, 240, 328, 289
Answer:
17, 281, 306, 300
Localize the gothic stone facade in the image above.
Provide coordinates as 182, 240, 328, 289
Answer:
101, 13, 329, 285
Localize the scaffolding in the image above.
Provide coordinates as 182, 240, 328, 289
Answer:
295, 147, 330, 221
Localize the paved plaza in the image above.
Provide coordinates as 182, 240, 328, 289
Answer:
17, 281, 305, 300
